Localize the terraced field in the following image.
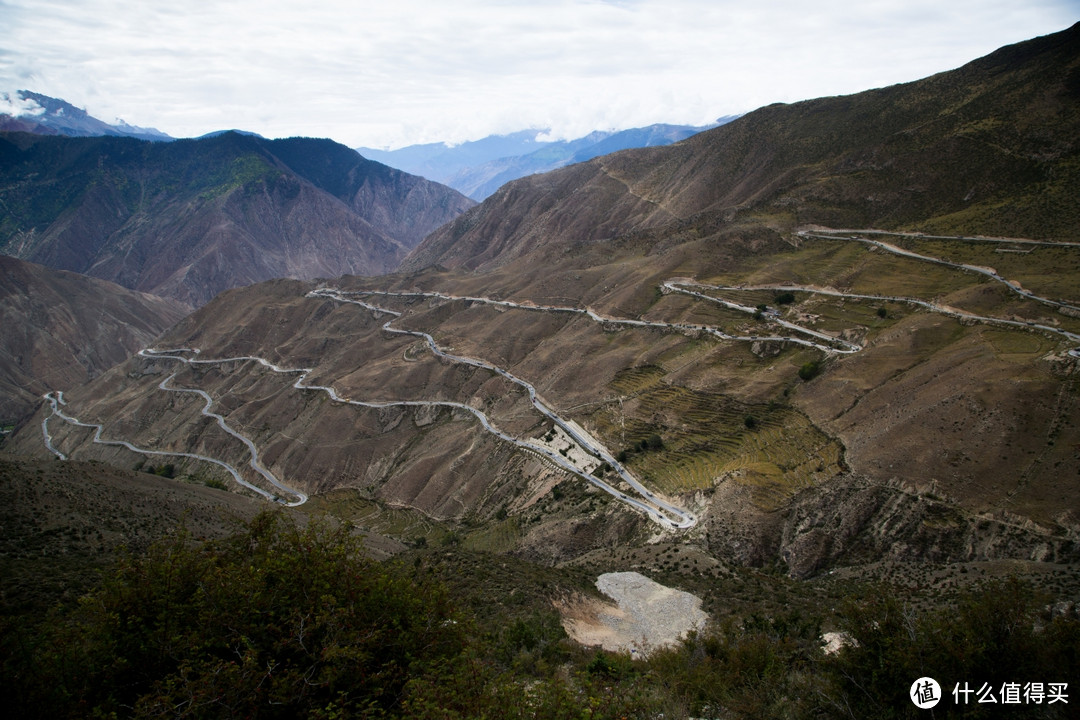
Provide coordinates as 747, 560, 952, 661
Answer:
589, 366, 843, 501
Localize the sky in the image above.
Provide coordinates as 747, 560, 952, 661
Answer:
1, 0, 1077, 149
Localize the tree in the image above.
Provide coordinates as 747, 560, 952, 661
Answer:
798, 360, 822, 381
14, 511, 465, 719
775, 292, 796, 305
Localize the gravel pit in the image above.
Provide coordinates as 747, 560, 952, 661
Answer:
558, 571, 708, 656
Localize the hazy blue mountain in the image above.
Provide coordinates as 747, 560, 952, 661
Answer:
0, 90, 173, 141
357, 119, 735, 200
357, 130, 549, 181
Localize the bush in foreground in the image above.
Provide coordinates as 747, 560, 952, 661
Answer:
10, 511, 463, 718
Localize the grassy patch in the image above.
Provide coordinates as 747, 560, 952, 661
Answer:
462, 517, 522, 553
592, 372, 842, 497
307, 488, 450, 547
983, 328, 1057, 361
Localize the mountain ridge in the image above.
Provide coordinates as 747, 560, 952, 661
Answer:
0, 130, 475, 305
358, 120, 729, 200
0, 90, 172, 141
404, 22, 1080, 274
0, 254, 186, 423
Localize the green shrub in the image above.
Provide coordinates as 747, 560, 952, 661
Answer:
9, 511, 464, 718
819, 579, 1079, 719
775, 292, 796, 305
798, 360, 822, 381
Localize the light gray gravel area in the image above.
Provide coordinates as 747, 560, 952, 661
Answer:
562, 571, 708, 656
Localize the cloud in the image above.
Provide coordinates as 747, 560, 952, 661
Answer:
0, 90, 44, 116
0, 0, 1075, 147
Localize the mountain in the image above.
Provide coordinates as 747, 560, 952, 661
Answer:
0, 131, 475, 306
358, 130, 550, 182
357, 120, 728, 200
0, 90, 172, 140
406, 25, 1080, 274
0, 255, 186, 423
6, 26, 1080, 719
8, 25, 1080, 582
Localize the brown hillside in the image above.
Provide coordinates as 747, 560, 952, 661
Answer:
405, 23, 1080, 273
9, 26, 1080, 578
0, 255, 185, 422
0, 132, 475, 305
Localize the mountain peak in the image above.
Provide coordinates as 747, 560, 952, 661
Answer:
0, 90, 172, 140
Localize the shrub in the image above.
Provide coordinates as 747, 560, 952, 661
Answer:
798, 360, 822, 381
11, 511, 464, 718
775, 292, 796, 305
819, 579, 1079, 718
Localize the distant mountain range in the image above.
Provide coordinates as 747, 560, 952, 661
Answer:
357, 119, 738, 200
0, 131, 474, 306
0, 90, 173, 141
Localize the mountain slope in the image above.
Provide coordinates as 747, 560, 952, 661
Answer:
405, 23, 1080, 273
0, 255, 186, 422
0, 131, 475, 305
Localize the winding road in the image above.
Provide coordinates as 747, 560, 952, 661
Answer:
42, 382, 307, 506
40, 227, 1079, 526
306, 289, 695, 528
798, 228, 1080, 317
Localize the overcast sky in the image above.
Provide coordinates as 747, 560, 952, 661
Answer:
1, 0, 1076, 149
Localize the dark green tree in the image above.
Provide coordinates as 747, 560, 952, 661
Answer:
12, 511, 465, 719
775, 292, 796, 305
798, 360, 822, 381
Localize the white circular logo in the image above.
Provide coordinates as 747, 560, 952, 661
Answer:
911, 677, 942, 709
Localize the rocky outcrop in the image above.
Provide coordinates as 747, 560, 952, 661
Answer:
776, 477, 1080, 579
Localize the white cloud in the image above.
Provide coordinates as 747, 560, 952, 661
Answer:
0, 90, 44, 116
0, 0, 1075, 147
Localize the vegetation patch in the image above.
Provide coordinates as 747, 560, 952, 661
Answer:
593, 371, 842, 496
